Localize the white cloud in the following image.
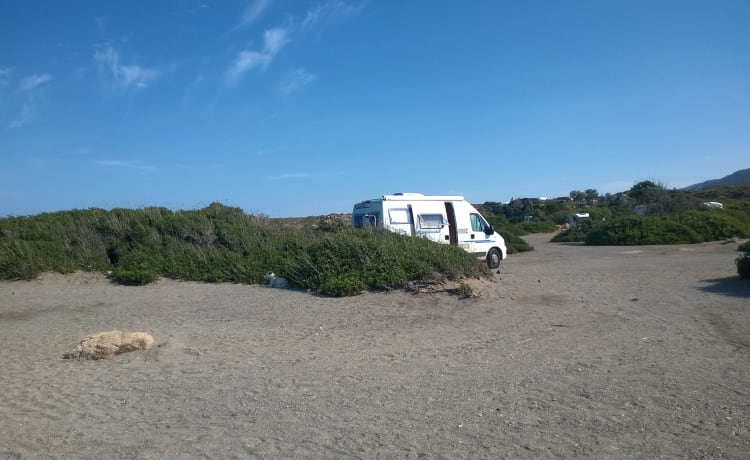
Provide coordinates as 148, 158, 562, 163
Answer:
227, 50, 268, 82
18, 73, 53, 92
94, 45, 160, 90
6, 75, 52, 129
96, 159, 157, 172
0, 67, 12, 86
7, 100, 37, 129
302, 1, 363, 29
239, 0, 270, 28
279, 68, 317, 96
263, 28, 288, 55
120, 65, 158, 89
226, 28, 289, 84
185, 2, 211, 15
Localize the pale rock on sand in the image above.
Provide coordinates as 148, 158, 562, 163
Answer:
63, 330, 154, 360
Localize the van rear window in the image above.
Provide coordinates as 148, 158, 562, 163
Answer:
418, 214, 444, 229
353, 213, 379, 228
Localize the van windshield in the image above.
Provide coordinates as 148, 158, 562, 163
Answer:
470, 213, 491, 233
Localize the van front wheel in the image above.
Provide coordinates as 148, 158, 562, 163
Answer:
486, 248, 502, 269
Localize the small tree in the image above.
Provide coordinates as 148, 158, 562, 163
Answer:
584, 189, 599, 201
569, 190, 585, 201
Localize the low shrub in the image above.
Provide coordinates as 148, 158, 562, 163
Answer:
483, 213, 534, 253
515, 220, 557, 235
498, 230, 533, 253
579, 211, 750, 246
453, 282, 475, 299
551, 219, 594, 243
0, 205, 489, 296
585, 216, 700, 245
317, 273, 365, 297
286, 228, 486, 296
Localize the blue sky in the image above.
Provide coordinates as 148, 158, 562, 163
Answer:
1, 1, 748, 217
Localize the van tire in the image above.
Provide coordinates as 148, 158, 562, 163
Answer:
487, 248, 502, 269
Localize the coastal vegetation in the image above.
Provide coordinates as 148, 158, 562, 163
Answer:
0, 203, 487, 296
480, 181, 750, 278
481, 182, 750, 245
2, 182, 749, 291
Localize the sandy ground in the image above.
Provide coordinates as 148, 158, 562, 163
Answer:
1, 234, 749, 459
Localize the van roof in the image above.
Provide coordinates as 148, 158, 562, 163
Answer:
382, 193, 465, 201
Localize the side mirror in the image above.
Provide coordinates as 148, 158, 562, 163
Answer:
485, 224, 494, 235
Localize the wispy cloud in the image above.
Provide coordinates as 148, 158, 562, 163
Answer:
279, 68, 317, 97
94, 44, 160, 90
223, 2, 362, 90
18, 73, 53, 92
268, 172, 312, 180
6, 73, 53, 129
302, 0, 363, 30
238, 0, 271, 28
185, 2, 211, 16
226, 28, 290, 84
264, 28, 289, 55
7, 100, 38, 129
96, 159, 157, 172
0, 67, 12, 87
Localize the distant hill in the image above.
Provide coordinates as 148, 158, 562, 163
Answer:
685, 168, 750, 191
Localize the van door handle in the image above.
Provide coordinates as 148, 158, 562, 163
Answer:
471, 234, 475, 239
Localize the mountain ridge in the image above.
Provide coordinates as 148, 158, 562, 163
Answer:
684, 168, 750, 191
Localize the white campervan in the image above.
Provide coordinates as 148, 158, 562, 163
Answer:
351, 193, 507, 268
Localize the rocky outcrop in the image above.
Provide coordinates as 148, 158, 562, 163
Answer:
63, 331, 154, 360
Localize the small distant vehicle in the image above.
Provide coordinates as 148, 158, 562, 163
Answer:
351, 193, 507, 268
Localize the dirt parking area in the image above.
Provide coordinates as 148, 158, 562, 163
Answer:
1, 234, 749, 458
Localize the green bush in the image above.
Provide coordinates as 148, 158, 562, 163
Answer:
317, 273, 365, 297
285, 228, 485, 296
110, 266, 160, 285
582, 211, 750, 245
0, 205, 488, 296
482, 213, 534, 253
0, 239, 77, 279
551, 219, 595, 243
738, 240, 750, 253
498, 229, 533, 253
453, 282, 475, 299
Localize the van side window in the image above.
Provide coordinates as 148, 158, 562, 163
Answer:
389, 208, 411, 224
470, 213, 486, 232
418, 214, 444, 229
